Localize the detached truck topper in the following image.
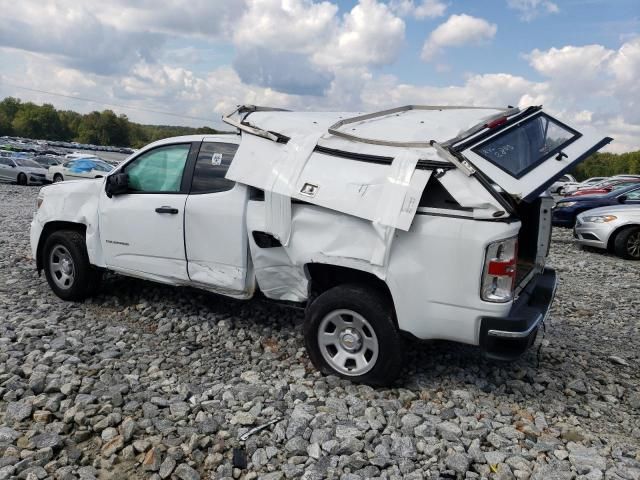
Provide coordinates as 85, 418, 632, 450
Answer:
31, 104, 612, 385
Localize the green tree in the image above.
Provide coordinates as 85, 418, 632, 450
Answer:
11, 103, 65, 140
0, 97, 21, 123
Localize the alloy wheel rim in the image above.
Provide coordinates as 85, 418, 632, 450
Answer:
49, 245, 75, 289
318, 309, 379, 376
627, 231, 640, 258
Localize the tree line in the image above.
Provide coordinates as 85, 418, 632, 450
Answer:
1, 97, 638, 177
572, 150, 640, 181
0, 97, 224, 148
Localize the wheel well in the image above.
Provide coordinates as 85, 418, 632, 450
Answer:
36, 222, 86, 273
305, 263, 396, 321
606, 224, 639, 252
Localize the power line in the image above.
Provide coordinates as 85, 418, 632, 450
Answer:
0, 80, 216, 123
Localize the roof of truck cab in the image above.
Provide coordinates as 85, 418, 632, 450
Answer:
145, 134, 240, 149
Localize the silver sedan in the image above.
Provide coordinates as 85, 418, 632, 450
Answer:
0, 157, 49, 185
574, 202, 640, 260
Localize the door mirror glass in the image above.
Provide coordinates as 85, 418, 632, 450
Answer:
618, 195, 628, 204
105, 173, 129, 198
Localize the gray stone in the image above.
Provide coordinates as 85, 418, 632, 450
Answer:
0, 427, 19, 443
30, 433, 64, 450
285, 437, 309, 455
6, 400, 33, 424
252, 448, 268, 468
446, 452, 470, 474
174, 463, 200, 480
120, 417, 136, 442
436, 421, 462, 441
170, 402, 190, 419
390, 436, 416, 459
159, 456, 176, 479
567, 443, 607, 473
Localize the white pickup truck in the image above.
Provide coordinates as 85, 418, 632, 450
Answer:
31, 105, 611, 385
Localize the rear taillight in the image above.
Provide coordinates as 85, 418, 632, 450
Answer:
481, 237, 518, 303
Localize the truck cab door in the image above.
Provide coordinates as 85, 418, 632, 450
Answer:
99, 142, 197, 283
183, 139, 251, 297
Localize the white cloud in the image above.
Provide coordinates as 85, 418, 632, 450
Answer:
233, 0, 338, 54
527, 40, 640, 125
314, 0, 405, 68
1, 1, 639, 154
422, 14, 497, 61
507, 0, 559, 22
389, 0, 447, 19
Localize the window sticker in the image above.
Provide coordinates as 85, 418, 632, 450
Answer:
212, 153, 223, 166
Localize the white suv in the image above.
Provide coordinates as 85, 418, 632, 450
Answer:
30, 105, 611, 385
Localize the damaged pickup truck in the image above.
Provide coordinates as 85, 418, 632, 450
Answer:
30, 105, 611, 385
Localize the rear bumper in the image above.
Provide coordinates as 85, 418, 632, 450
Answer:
28, 174, 49, 185
479, 268, 557, 360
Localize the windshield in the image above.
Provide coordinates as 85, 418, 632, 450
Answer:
612, 181, 640, 191
94, 161, 113, 172
609, 184, 640, 197
471, 113, 580, 179
15, 158, 42, 168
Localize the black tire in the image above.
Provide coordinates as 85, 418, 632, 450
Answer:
17, 173, 27, 185
53, 174, 63, 183
43, 230, 102, 300
613, 226, 640, 260
304, 284, 403, 386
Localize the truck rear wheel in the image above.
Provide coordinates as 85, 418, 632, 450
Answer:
43, 230, 101, 300
304, 284, 403, 386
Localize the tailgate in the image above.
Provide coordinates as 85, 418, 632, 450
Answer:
454, 109, 612, 202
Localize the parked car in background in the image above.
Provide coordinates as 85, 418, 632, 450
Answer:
46, 158, 114, 183
550, 174, 576, 194
553, 184, 640, 227
65, 153, 99, 160
569, 177, 640, 197
575, 202, 640, 259
560, 176, 606, 195
0, 156, 48, 185
34, 155, 65, 168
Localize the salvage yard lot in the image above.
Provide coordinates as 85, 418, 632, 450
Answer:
1, 183, 639, 480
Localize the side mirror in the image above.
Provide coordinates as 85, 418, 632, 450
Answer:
618, 195, 628, 204
105, 173, 129, 198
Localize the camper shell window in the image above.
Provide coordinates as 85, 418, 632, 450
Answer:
471, 113, 581, 179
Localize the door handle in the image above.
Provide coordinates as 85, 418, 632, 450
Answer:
155, 206, 179, 214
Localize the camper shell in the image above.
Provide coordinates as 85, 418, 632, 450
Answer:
30, 104, 612, 385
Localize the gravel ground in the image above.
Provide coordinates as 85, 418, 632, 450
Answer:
1, 183, 638, 480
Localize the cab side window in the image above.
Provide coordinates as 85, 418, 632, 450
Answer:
190, 142, 238, 194
126, 144, 190, 193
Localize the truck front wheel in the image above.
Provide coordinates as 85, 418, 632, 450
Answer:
43, 230, 101, 301
304, 284, 403, 386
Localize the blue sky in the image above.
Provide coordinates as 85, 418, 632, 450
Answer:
0, 0, 638, 151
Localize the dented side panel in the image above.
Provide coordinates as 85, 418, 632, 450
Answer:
247, 201, 389, 302
30, 179, 105, 267
184, 184, 251, 297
